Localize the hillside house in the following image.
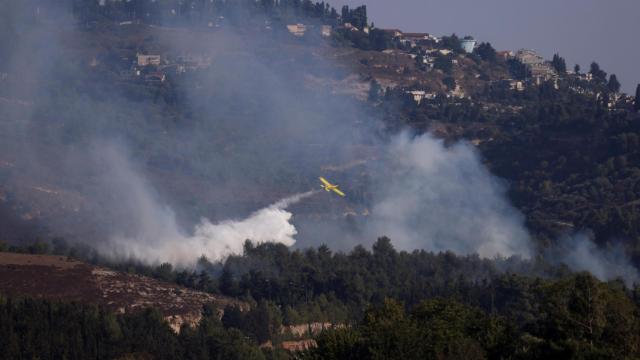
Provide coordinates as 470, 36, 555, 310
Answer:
529, 63, 557, 83
407, 90, 426, 104
510, 80, 525, 91
407, 90, 437, 104
382, 29, 403, 38
576, 72, 593, 82
514, 49, 557, 83
448, 85, 465, 99
321, 25, 332, 37
461, 38, 477, 53
176, 54, 212, 70
287, 24, 306, 37
403, 33, 430, 42
430, 35, 442, 43
343, 23, 360, 32
496, 51, 514, 60
515, 49, 544, 65
137, 54, 161, 66
399, 38, 416, 48
423, 56, 435, 69
569, 85, 595, 97
401, 32, 433, 48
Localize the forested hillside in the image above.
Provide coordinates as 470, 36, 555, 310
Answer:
2, 240, 640, 358
2, 0, 640, 358
378, 65, 640, 263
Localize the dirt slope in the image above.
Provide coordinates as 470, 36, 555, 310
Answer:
0, 252, 243, 332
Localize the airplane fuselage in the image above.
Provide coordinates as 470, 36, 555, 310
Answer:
319, 176, 346, 196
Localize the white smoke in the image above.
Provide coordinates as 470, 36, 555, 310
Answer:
365, 132, 532, 258
95, 143, 316, 267
550, 232, 639, 287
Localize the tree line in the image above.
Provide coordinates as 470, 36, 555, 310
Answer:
2, 239, 640, 358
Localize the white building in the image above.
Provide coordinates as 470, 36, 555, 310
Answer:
137, 54, 161, 66
406, 90, 437, 104
321, 25, 332, 37
515, 49, 544, 65
287, 24, 306, 37
461, 38, 476, 53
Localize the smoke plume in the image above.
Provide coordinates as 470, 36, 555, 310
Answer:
364, 132, 532, 258
0, 1, 637, 285
548, 232, 639, 286
98, 145, 317, 266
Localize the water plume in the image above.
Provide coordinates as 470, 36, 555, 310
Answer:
97, 146, 318, 266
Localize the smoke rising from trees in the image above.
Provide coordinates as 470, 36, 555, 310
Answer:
0, 1, 637, 285
365, 133, 532, 258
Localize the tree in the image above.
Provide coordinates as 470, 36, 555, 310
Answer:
476, 42, 497, 62
341, 5, 367, 29
222, 305, 245, 330
635, 84, 640, 112
369, 28, 392, 51
434, 55, 453, 74
309, 327, 366, 359
552, 54, 567, 74
368, 79, 382, 102
590, 62, 607, 82
220, 267, 240, 296
540, 274, 640, 358
443, 76, 456, 90
440, 34, 463, 53
362, 299, 420, 359
412, 300, 492, 359
607, 74, 621, 93
341, 5, 348, 20
154, 262, 175, 282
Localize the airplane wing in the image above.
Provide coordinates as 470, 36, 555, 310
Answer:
319, 177, 332, 187
331, 187, 346, 197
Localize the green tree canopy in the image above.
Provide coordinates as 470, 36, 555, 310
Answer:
552, 54, 567, 73
590, 61, 607, 82
607, 74, 621, 93
476, 42, 497, 62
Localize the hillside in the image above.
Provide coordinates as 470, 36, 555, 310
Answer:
0, 252, 242, 332
1, 1, 640, 358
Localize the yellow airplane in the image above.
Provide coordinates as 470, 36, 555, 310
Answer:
319, 176, 345, 197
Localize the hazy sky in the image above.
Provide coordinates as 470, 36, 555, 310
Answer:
333, 0, 639, 93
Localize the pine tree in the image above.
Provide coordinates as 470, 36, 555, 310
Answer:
476, 42, 497, 62
590, 62, 607, 82
368, 79, 381, 101
607, 74, 621, 93
552, 54, 567, 74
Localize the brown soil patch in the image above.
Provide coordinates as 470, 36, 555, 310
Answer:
0, 252, 244, 332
